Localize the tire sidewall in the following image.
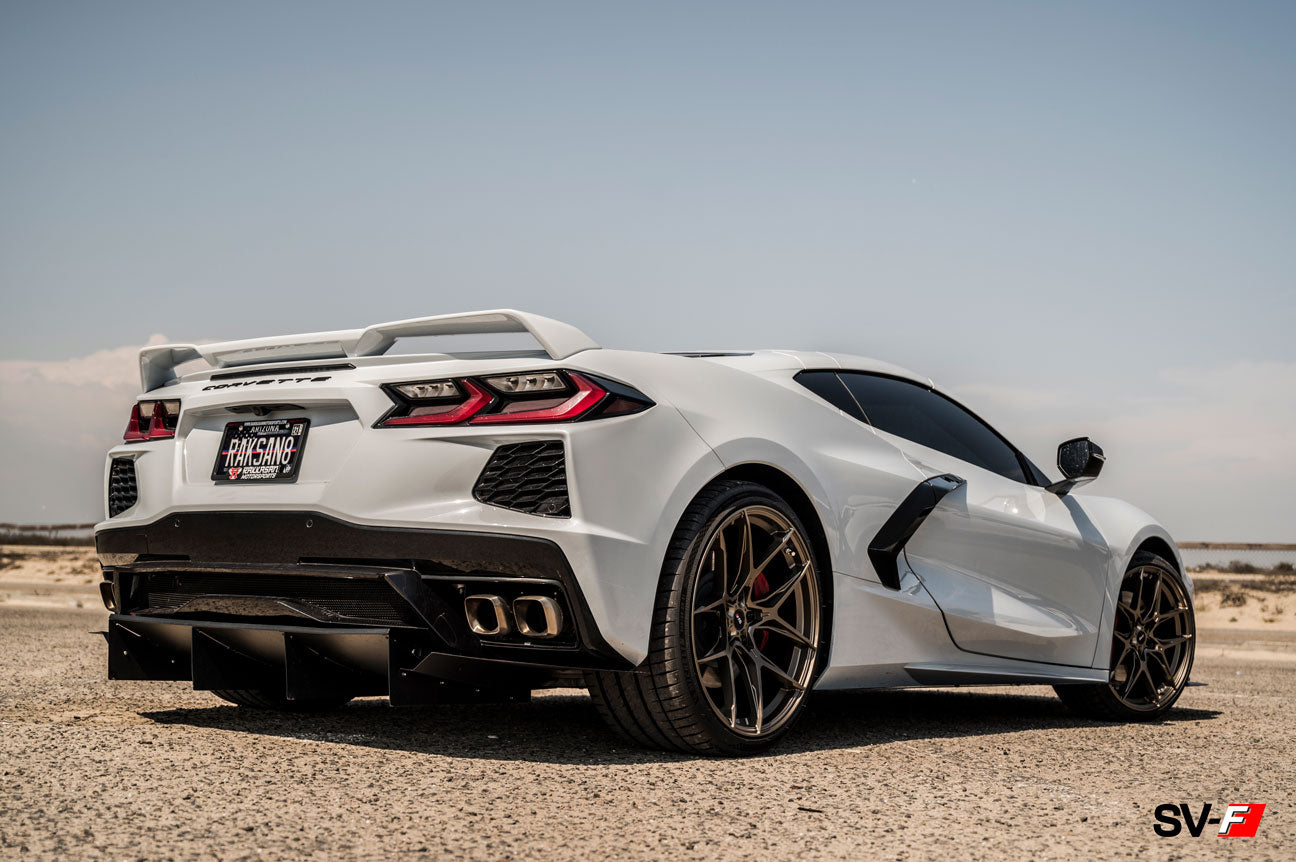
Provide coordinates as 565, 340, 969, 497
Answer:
1102, 551, 1196, 719
661, 482, 827, 754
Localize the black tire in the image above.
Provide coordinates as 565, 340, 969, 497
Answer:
586, 480, 827, 755
212, 688, 355, 712
1054, 550, 1195, 721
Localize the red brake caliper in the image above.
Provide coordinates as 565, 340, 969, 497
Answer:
751, 573, 771, 650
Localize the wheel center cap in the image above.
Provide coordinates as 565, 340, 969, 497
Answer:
732, 608, 746, 630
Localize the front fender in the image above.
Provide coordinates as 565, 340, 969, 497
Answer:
1070, 493, 1189, 669
1074, 494, 1189, 591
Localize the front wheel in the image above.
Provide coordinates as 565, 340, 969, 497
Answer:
1054, 551, 1195, 720
586, 480, 825, 755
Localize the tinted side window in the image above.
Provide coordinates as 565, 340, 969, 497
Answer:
795, 371, 866, 421
839, 373, 1028, 483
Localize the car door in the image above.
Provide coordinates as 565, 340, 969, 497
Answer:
836, 372, 1112, 668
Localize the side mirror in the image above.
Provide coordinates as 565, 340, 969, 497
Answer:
1047, 437, 1105, 496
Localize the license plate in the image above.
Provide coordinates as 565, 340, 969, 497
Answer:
212, 418, 310, 482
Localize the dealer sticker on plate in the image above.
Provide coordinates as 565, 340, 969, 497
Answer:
212, 418, 310, 482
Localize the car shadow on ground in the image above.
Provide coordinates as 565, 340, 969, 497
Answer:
140, 686, 1221, 765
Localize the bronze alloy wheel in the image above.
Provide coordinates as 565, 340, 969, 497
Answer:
688, 505, 820, 737
1107, 562, 1195, 711
1054, 550, 1195, 721
584, 480, 825, 754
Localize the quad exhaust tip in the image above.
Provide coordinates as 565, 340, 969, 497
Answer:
513, 596, 564, 640
464, 595, 512, 637
463, 594, 565, 639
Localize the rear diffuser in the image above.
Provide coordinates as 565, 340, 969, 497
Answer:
107, 614, 536, 705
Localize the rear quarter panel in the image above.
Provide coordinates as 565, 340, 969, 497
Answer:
581, 352, 929, 587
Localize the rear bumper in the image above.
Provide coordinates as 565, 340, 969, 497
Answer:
98, 394, 726, 666
97, 511, 635, 697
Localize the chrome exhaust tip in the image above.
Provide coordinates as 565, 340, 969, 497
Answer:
464, 595, 512, 636
513, 596, 564, 639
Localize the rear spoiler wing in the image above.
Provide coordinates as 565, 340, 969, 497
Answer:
138, 309, 600, 391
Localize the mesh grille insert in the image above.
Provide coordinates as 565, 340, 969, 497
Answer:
108, 458, 138, 517
473, 441, 570, 517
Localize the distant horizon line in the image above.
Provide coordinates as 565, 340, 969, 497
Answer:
1, 522, 1291, 548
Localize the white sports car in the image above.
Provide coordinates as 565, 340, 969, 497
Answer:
97, 310, 1195, 754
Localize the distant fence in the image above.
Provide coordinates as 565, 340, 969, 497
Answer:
0, 522, 96, 546
1177, 543, 1296, 573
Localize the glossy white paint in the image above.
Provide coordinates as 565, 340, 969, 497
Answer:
897, 440, 1110, 667
98, 312, 1185, 683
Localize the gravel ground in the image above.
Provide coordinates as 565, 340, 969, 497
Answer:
1, 606, 1292, 861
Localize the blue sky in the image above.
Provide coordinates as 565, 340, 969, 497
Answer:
1, 2, 1293, 538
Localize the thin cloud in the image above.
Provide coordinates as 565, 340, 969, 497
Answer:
0, 340, 167, 521
1, 343, 1291, 540
0, 335, 169, 390
953, 361, 1296, 541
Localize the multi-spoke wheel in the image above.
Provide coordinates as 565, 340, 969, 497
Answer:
1054, 550, 1195, 720
586, 480, 825, 754
690, 505, 819, 737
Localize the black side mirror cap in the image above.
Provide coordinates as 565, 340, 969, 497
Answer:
1047, 437, 1105, 496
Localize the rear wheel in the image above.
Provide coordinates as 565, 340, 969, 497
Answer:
586, 480, 825, 755
212, 688, 354, 712
1054, 551, 1195, 720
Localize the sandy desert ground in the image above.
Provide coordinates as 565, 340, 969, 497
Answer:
1, 546, 1293, 860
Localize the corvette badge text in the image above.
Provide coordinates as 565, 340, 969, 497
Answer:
202, 376, 331, 391
1154, 803, 1266, 838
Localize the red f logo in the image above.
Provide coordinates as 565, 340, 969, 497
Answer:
1218, 804, 1265, 838
229, 467, 241, 480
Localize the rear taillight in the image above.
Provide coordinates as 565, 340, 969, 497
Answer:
381, 380, 493, 426
376, 371, 652, 427
123, 400, 180, 442
468, 373, 605, 425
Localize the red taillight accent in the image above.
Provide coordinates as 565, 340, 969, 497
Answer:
123, 403, 149, 442
146, 401, 174, 440
123, 400, 180, 442
381, 379, 493, 426
376, 370, 649, 427
470, 373, 606, 424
